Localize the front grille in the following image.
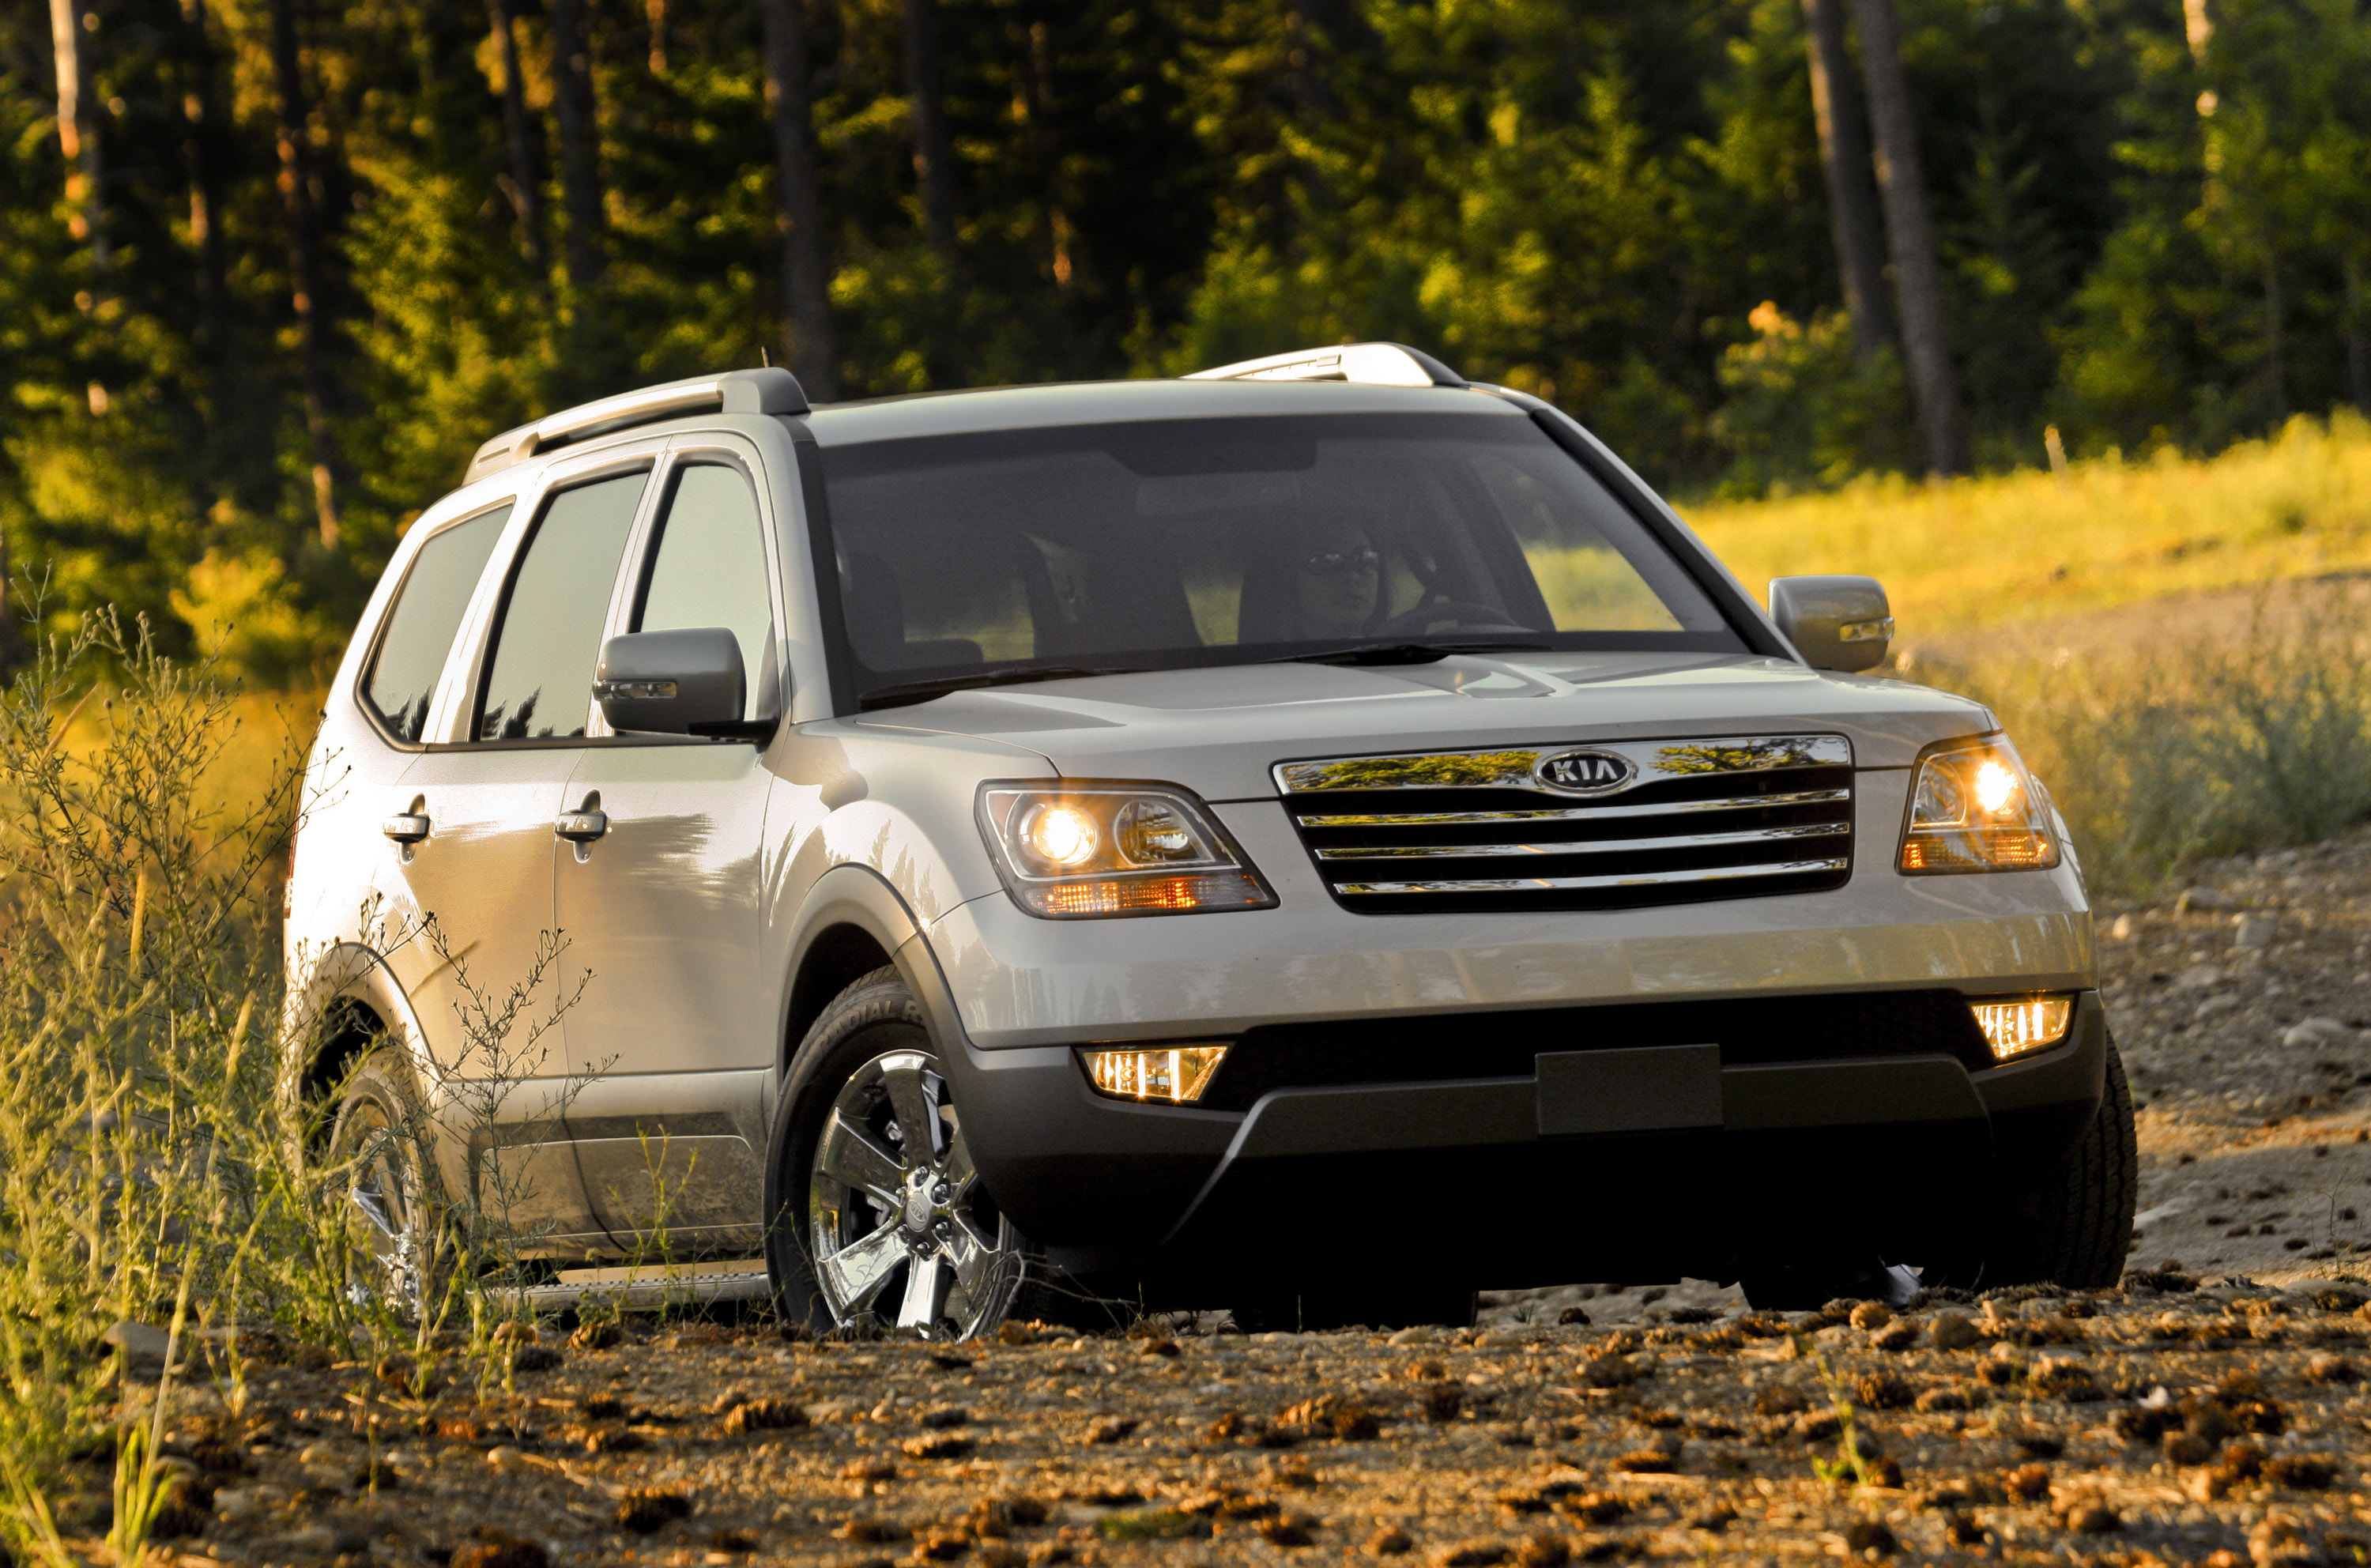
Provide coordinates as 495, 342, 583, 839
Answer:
1276, 733, 1855, 914
1197, 989, 1988, 1110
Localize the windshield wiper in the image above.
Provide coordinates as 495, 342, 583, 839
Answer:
857, 665, 1146, 711
1280, 639, 1552, 667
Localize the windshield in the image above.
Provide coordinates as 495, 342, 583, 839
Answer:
813, 411, 1743, 706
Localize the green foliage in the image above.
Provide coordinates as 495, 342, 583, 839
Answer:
0, 0, 2366, 684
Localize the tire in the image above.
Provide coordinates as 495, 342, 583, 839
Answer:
325, 1054, 446, 1321
1975, 1033, 2139, 1290
1231, 1283, 1478, 1334
765, 968, 1083, 1340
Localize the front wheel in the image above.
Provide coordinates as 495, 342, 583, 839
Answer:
1976, 1032, 2139, 1289
767, 969, 1065, 1340
325, 1054, 444, 1321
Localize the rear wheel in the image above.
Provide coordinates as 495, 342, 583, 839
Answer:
767, 969, 1078, 1340
326, 1054, 444, 1320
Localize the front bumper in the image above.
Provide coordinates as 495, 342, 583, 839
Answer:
928, 977, 2109, 1293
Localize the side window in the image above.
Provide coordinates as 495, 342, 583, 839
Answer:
635, 463, 779, 720
362, 507, 511, 744
477, 471, 648, 741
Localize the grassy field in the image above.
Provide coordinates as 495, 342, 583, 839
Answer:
1683, 412, 2371, 638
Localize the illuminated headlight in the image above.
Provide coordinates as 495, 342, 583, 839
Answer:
1079, 1044, 1229, 1102
978, 782, 1278, 919
1898, 737, 2061, 873
1968, 993, 2075, 1061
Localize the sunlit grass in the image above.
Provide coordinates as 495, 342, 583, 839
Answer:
1683, 412, 2371, 637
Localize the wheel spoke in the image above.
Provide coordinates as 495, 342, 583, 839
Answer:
944, 1216, 993, 1298
897, 1252, 950, 1332
819, 1109, 907, 1204
349, 1181, 398, 1239
879, 1055, 944, 1161
818, 1217, 907, 1312
939, 1131, 978, 1200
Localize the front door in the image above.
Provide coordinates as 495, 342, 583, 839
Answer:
390, 463, 653, 1254
558, 454, 781, 1255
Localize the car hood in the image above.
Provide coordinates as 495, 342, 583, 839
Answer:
850, 652, 1996, 800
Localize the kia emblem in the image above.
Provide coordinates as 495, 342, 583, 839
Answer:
1536, 748, 1638, 796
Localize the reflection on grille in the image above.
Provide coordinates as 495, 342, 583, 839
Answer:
1276, 733, 1855, 913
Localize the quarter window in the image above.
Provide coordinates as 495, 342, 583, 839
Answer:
477, 471, 648, 741
362, 507, 510, 744
635, 463, 779, 721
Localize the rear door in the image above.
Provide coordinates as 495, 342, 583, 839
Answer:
556, 445, 784, 1254
388, 454, 656, 1253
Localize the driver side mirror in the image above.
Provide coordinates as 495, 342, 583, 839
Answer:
595, 628, 773, 739
1769, 575, 1894, 673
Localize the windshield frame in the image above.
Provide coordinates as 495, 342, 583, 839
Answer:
797, 404, 1768, 715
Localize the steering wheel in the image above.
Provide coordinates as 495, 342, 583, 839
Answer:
1373, 599, 1539, 639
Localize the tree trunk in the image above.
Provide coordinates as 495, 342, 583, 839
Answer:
49, 0, 108, 268
181, 0, 230, 363
1849, 0, 1966, 476
758, 0, 837, 399
1023, 20, 1070, 288
548, 0, 607, 288
1800, 0, 1893, 365
488, 0, 551, 287
900, 0, 958, 260
2347, 256, 2368, 415
2264, 261, 2287, 424
266, 0, 341, 548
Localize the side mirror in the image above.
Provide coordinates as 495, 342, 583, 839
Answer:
595, 628, 759, 737
1768, 575, 1894, 673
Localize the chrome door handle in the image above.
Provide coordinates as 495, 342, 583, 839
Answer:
382, 812, 431, 845
554, 810, 609, 844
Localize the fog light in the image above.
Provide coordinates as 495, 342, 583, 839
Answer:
1079, 1044, 1229, 1103
1969, 994, 2075, 1061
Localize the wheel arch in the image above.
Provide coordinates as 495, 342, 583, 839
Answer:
779, 862, 942, 1072
282, 940, 438, 1105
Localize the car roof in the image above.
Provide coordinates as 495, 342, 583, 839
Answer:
801, 377, 1529, 449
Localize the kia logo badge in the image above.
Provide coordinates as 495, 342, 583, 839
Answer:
1536, 748, 1637, 795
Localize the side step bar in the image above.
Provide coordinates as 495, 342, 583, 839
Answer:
520, 1257, 773, 1314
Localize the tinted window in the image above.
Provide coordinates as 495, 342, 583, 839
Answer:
816, 413, 1736, 705
477, 472, 646, 741
635, 464, 778, 721
363, 507, 510, 743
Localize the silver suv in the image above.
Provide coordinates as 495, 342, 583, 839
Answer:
286, 344, 2132, 1338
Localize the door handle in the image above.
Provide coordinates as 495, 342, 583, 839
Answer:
555, 810, 609, 844
382, 812, 432, 845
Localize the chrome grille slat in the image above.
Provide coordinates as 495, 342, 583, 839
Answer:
1310, 821, 1850, 861
1293, 786, 1850, 827
1279, 733, 1856, 913
1336, 857, 1853, 895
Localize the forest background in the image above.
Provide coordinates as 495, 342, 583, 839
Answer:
0, 0, 2363, 683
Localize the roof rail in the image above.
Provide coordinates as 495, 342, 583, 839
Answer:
462, 367, 809, 485
1183, 341, 1468, 390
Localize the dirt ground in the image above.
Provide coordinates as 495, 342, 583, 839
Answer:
107, 831, 2371, 1568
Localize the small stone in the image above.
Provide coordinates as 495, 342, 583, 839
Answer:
2178, 887, 2233, 913
1431, 1542, 1510, 1567
2066, 1504, 2120, 1535
489, 1321, 538, 1347
2109, 913, 2134, 940
1555, 1307, 1589, 1327
1843, 1520, 1898, 1559
615, 1488, 693, 1535
450, 1531, 549, 1568
2236, 915, 2278, 950
1081, 1416, 1139, 1445
721, 1398, 806, 1435
901, 1434, 974, 1461
1846, 1302, 1892, 1331
2306, 1353, 2357, 1384
1387, 1327, 1439, 1346
2282, 1016, 2353, 1049
2003, 1463, 2050, 1502
568, 1320, 624, 1352
1366, 1527, 1414, 1556
1871, 1321, 1919, 1353
484, 1447, 530, 1472
1928, 1311, 1981, 1351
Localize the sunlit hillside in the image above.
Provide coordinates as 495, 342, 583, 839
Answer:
1683, 414, 2371, 637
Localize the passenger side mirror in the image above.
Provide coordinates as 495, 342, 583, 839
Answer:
1768, 575, 1894, 673
595, 628, 771, 739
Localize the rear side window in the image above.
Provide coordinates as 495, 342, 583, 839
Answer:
477, 472, 648, 741
634, 463, 778, 722
362, 507, 511, 744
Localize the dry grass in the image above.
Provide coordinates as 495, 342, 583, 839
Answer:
1686, 412, 2371, 637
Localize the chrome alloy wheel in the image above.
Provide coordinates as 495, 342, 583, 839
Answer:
330, 1092, 430, 1316
806, 1048, 1024, 1339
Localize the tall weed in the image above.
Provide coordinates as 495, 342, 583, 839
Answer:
1919, 597, 2371, 895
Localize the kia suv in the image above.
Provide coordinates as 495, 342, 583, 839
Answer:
285, 344, 2132, 1337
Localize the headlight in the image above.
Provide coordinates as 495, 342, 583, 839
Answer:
1898, 737, 2060, 873
978, 782, 1278, 918
1968, 993, 2075, 1061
